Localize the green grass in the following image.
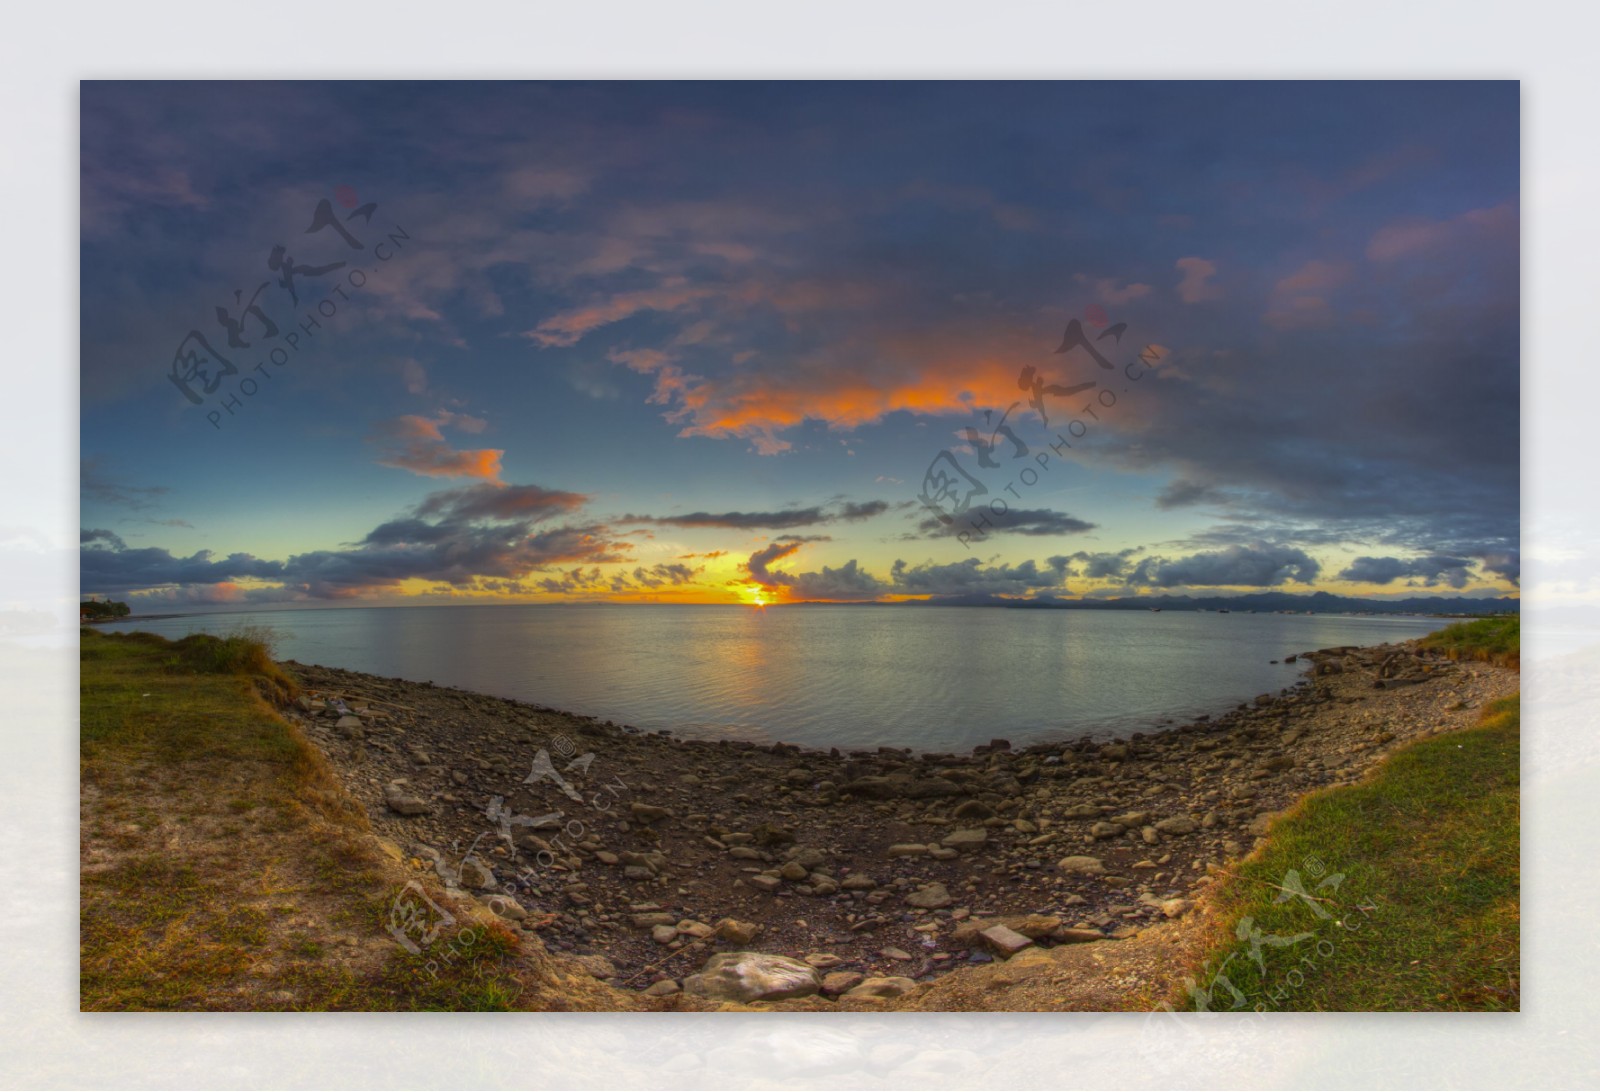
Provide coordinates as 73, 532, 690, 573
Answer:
1178, 697, 1520, 1011
80, 629, 301, 764
1420, 615, 1520, 668
79, 628, 575, 1012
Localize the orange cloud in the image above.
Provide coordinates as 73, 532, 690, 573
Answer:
370, 414, 504, 480
654, 322, 1133, 454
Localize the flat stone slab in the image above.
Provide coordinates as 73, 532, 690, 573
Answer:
980, 923, 1035, 958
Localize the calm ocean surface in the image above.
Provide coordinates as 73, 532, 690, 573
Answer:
100, 605, 1447, 752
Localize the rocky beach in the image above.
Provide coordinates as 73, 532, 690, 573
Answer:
283, 638, 1519, 1009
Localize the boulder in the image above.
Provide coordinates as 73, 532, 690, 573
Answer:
1057, 855, 1106, 875
714, 918, 761, 945
383, 784, 430, 816
953, 799, 996, 820
941, 828, 988, 852
1056, 927, 1105, 943
821, 970, 865, 995
904, 883, 953, 910
980, 924, 1034, 958
683, 952, 822, 1003
629, 802, 674, 824
842, 976, 918, 1000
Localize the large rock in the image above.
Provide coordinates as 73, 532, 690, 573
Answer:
842, 976, 918, 1000
1057, 855, 1106, 875
821, 970, 865, 994
953, 799, 996, 820
1155, 816, 1198, 835
630, 802, 674, 824
941, 828, 988, 851
714, 917, 762, 944
683, 952, 822, 1003
448, 857, 496, 890
383, 783, 430, 816
980, 924, 1034, 958
904, 883, 953, 909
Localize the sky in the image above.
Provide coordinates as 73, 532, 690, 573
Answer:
79, 81, 1520, 609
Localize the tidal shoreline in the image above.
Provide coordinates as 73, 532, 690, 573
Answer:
283, 638, 1519, 1007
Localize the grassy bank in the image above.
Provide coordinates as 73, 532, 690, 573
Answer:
80, 628, 618, 1011
1420, 615, 1520, 668
1175, 624, 1519, 1012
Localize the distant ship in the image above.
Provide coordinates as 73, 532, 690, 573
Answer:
1217, 608, 1231, 614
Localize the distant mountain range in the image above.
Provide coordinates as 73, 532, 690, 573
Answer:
795, 591, 1519, 615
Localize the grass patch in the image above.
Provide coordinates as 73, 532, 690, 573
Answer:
79, 628, 604, 1011
1420, 615, 1520, 668
1176, 696, 1520, 1011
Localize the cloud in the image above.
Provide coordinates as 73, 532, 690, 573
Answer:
1263, 260, 1348, 330
370, 414, 503, 480
1338, 554, 1477, 590
1155, 479, 1232, 510
630, 507, 828, 531
624, 501, 889, 530
1093, 278, 1152, 305
1479, 549, 1520, 586
916, 508, 1097, 538
790, 560, 888, 601
745, 541, 803, 588
1366, 203, 1518, 263
81, 478, 630, 601
415, 482, 586, 523
1126, 544, 1321, 588
537, 566, 607, 595
81, 536, 287, 593
82, 528, 128, 550
889, 556, 1071, 596
398, 358, 429, 395
1175, 256, 1221, 303
840, 500, 890, 521
1070, 549, 1138, 580
525, 278, 715, 347
81, 458, 169, 511
632, 562, 703, 589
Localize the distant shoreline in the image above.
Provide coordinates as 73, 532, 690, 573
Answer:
95, 596, 1517, 626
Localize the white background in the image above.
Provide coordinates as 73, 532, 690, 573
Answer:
3, 1, 1595, 1087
